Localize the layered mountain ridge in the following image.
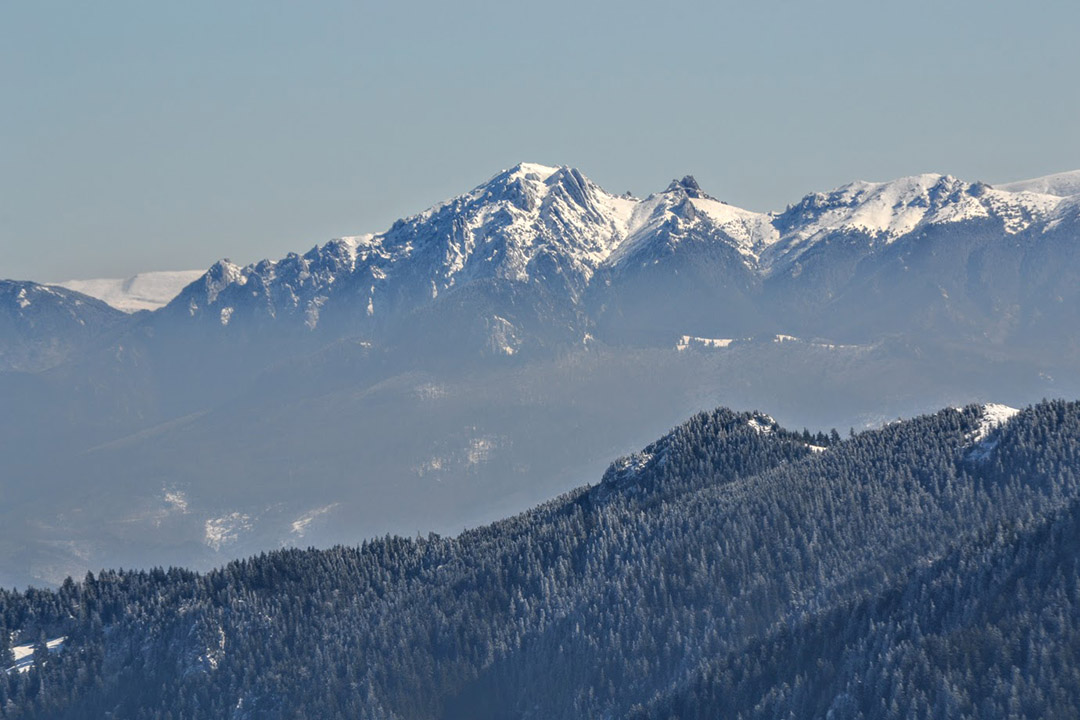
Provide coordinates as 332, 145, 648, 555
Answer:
4, 400, 1079, 719
13, 162, 1078, 360
1, 163, 1079, 590
168, 164, 632, 333
179, 163, 1080, 301
149, 162, 1080, 354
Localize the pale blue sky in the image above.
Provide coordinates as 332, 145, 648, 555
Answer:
3, 1, 1078, 281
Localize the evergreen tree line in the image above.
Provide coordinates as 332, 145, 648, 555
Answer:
1, 402, 1079, 719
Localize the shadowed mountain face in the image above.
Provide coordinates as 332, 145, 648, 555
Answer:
2, 401, 1079, 719
2, 164, 1079, 587
0, 281, 126, 373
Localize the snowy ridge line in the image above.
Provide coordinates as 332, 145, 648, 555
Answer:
994, 169, 1080, 198
154, 163, 1080, 327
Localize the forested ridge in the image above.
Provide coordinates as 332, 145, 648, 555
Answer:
3, 401, 1080, 719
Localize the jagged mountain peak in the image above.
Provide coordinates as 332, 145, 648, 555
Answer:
504, 161, 561, 179
665, 174, 715, 200
473, 162, 564, 209
168, 163, 641, 329
160, 163, 1080, 338
609, 178, 777, 268
376, 162, 636, 285
455, 162, 618, 215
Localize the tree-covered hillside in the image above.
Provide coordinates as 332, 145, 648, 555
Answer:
3, 401, 1079, 719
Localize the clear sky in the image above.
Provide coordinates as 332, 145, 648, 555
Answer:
3, 0, 1079, 281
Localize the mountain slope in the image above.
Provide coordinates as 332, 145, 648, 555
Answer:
0, 280, 127, 372
154, 164, 1080, 356
4, 164, 1080, 589
587, 177, 772, 344
163, 164, 635, 343
3, 400, 1079, 719
643, 487, 1080, 719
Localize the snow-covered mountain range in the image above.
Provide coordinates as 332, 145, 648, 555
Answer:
107, 161, 1071, 362
173, 164, 1077, 312
2, 163, 1079, 589
167, 164, 1079, 333
24, 162, 1076, 352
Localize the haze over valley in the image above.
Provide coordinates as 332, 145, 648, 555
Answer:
3, 163, 1079, 589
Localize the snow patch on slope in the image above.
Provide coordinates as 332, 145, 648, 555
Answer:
676, 335, 735, 351
747, 413, 777, 434
965, 403, 1020, 461
204, 512, 252, 551
970, 403, 1021, 443
690, 197, 779, 257
6, 638, 65, 675
290, 504, 339, 538
164, 490, 189, 514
